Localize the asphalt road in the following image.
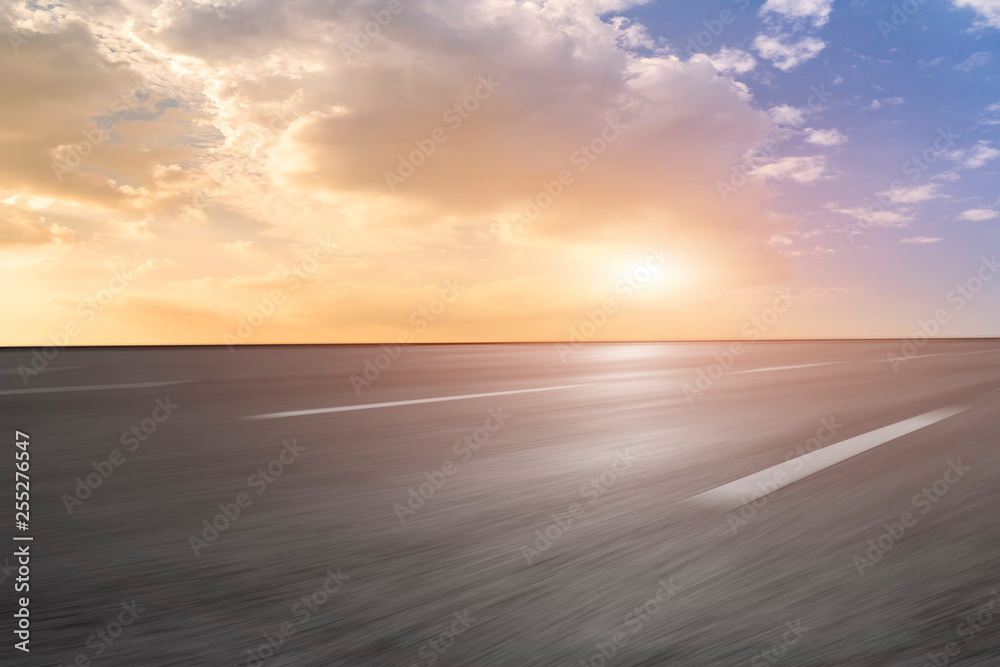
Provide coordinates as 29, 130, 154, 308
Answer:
1, 340, 1000, 666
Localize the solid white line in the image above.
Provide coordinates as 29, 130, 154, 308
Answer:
686, 405, 969, 510
871, 349, 1000, 363
871, 353, 950, 363
245, 384, 592, 420
948, 349, 1000, 357
0, 381, 193, 396
729, 362, 842, 375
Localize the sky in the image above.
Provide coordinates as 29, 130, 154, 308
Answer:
1, 0, 998, 345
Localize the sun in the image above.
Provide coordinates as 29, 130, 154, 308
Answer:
614, 249, 676, 291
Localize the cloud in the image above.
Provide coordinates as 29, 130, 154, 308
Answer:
751, 156, 828, 183
901, 237, 943, 244
880, 183, 945, 204
222, 240, 265, 261
0, 18, 163, 212
703, 48, 757, 74
832, 206, 913, 228
948, 140, 1000, 168
957, 208, 999, 221
983, 105, 1000, 126
753, 34, 826, 71
0, 203, 76, 247
867, 97, 905, 110
918, 57, 948, 68
954, 52, 993, 70
952, 0, 1000, 29
805, 128, 847, 146
966, 142, 1000, 168
760, 0, 835, 27
0, 0, 811, 343
769, 105, 808, 127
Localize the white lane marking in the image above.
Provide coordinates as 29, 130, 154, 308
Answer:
245, 384, 592, 420
0, 381, 193, 396
729, 362, 842, 375
686, 405, 969, 510
871, 349, 1000, 363
0, 366, 81, 375
871, 353, 950, 363
732, 351, 1000, 374
948, 349, 1000, 357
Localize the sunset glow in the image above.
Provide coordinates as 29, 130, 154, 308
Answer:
2, 0, 999, 345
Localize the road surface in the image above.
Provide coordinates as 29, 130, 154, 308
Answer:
1, 340, 999, 666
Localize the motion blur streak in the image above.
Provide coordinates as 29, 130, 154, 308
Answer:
2, 340, 1000, 665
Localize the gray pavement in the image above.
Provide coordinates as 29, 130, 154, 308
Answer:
1, 340, 999, 666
